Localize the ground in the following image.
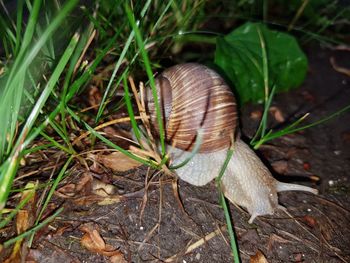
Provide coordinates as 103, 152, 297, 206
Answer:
1, 45, 349, 263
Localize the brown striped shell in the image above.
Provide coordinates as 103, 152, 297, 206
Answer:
146, 63, 238, 153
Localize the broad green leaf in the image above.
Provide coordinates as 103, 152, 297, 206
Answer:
215, 22, 308, 104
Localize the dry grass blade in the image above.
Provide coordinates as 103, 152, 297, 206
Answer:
171, 178, 188, 216
139, 167, 151, 221
164, 226, 226, 262
137, 223, 160, 252
90, 151, 142, 172
128, 77, 173, 176
73, 29, 96, 75
330, 56, 350, 77
250, 250, 269, 263
72, 116, 144, 146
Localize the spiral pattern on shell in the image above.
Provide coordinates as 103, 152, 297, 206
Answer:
146, 63, 238, 153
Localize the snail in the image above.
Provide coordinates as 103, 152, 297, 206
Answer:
145, 63, 318, 224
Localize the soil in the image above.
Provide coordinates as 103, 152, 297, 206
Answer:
1, 45, 350, 263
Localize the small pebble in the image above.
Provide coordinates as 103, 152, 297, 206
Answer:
328, 180, 335, 186
334, 150, 341, 155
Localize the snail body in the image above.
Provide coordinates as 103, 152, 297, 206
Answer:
146, 63, 318, 223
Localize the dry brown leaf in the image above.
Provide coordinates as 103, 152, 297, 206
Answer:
73, 194, 121, 206
80, 223, 124, 258
96, 196, 122, 206
4, 183, 38, 263
17, 210, 30, 234
110, 254, 128, 263
92, 179, 117, 196
81, 229, 106, 252
55, 225, 72, 236
269, 106, 285, 123
55, 183, 77, 198
56, 173, 93, 198
250, 250, 269, 263
68, 176, 121, 206
75, 173, 93, 192
4, 242, 22, 263
17, 182, 37, 233
92, 152, 142, 172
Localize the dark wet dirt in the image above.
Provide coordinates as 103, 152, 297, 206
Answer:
2, 45, 350, 263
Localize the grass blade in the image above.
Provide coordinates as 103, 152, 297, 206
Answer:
215, 148, 240, 263
0, 32, 80, 210
125, 3, 165, 157
3, 207, 63, 248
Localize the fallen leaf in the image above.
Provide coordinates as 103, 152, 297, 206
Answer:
73, 194, 121, 206
17, 182, 37, 233
58, 174, 122, 206
4, 182, 37, 263
17, 210, 30, 235
96, 196, 122, 206
79, 223, 125, 259
75, 173, 94, 192
269, 106, 285, 123
250, 250, 268, 263
110, 254, 128, 263
55, 225, 73, 236
56, 173, 93, 198
81, 229, 106, 252
55, 183, 77, 198
92, 179, 117, 196
91, 152, 142, 172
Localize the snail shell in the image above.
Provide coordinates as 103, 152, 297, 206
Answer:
145, 63, 318, 223
145, 63, 238, 153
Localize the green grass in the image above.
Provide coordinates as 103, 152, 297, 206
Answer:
0, 0, 80, 211
216, 148, 239, 262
